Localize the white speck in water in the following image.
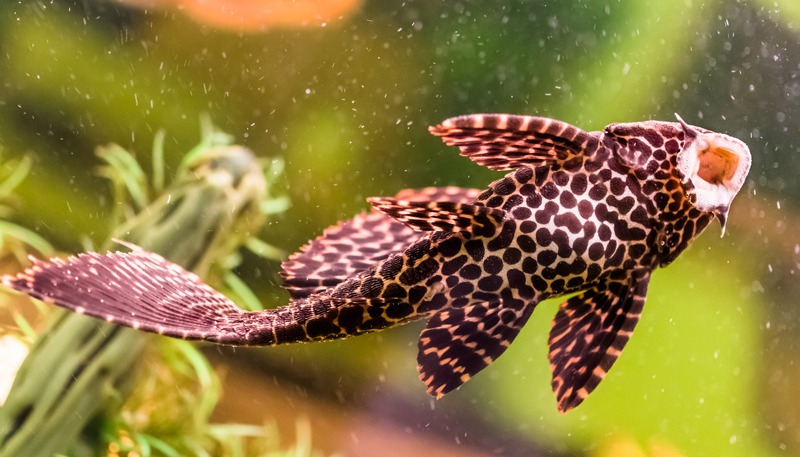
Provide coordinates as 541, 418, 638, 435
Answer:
768, 264, 773, 272
730, 435, 738, 444
305, 88, 311, 95
622, 62, 631, 75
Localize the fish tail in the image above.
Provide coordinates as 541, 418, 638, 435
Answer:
2, 246, 415, 346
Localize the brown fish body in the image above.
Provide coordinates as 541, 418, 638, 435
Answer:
3, 114, 751, 411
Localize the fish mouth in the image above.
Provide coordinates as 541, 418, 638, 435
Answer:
696, 145, 740, 185
676, 130, 751, 230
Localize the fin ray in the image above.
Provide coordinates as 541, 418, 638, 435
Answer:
3, 248, 251, 343
548, 269, 651, 412
418, 297, 534, 398
368, 198, 505, 233
429, 114, 597, 171
281, 187, 482, 299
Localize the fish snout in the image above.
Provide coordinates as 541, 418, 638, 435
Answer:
677, 131, 752, 230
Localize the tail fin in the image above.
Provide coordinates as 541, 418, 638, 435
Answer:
3, 245, 260, 344
3, 244, 409, 346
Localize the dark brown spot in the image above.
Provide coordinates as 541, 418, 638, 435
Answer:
494, 177, 516, 196
537, 250, 557, 266
477, 275, 504, 292
559, 192, 577, 208
522, 257, 538, 274
552, 230, 572, 257
451, 282, 475, 298
442, 254, 469, 275
610, 196, 636, 215
503, 248, 522, 264
643, 130, 664, 147
588, 184, 607, 200
459, 264, 482, 280
337, 305, 365, 329
553, 213, 582, 234
518, 234, 537, 253
588, 243, 604, 261
535, 229, 551, 246
515, 167, 533, 183
438, 236, 463, 257
487, 220, 517, 251
483, 255, 504, 275
570, 173, 588, 195
507, 268, 527, 289
408, 285, 427, 304
552, 171, 569, 186
465, 240, 485, 262
520, 183, 537, 197
512, 206, 532, 219
502, 195, 524, 211
540, 182, 559, 199
399, 258, 438, 285
306, 317, 339, 338
665, 139, 680, 153
486, 196, 504, 208
520, 220, 537, 233
386, 302, 414, 319
610, 178, 626, 196
572, 237, 588, 256
384, 283, 410, 300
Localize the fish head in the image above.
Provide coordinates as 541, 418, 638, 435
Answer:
675, 115, 752, 233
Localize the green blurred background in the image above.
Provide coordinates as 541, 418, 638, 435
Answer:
0, 0, 798, 456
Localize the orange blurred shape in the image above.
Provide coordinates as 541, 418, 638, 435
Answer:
120, 0, 362, 31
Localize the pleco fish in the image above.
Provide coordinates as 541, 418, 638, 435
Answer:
3, 114, 752, 412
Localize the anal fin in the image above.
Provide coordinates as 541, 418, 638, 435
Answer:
548, 269, 651, 412
368, 198, 505, 234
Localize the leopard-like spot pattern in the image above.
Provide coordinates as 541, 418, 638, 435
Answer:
3, 113, 751, 412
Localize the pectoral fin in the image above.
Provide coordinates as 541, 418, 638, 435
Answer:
548, 269, 651, 412
418, 297, 534, 398
368, 198, 505, 234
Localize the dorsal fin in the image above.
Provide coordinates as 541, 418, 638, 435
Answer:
548, 269, 651, 412
367, 198, 505, 233
281, 187, 481, 299
429, 114, 599, 171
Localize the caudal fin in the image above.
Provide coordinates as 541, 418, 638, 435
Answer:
3, 245, 252, 344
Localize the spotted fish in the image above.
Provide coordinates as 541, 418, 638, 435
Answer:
3, 114, 751, 412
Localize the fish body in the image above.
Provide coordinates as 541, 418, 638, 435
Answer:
3, 114, 751, 412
